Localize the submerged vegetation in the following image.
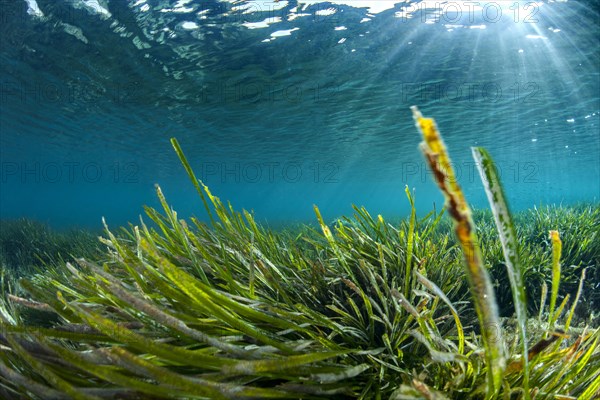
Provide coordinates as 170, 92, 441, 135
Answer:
0, 109, 598, 399
0, 219, 103, 277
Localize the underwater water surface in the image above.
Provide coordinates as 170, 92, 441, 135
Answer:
0, 0, 598, 229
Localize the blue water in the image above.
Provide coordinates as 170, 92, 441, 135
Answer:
1, 0, 598, 230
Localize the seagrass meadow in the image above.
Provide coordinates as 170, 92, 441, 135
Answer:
0, 108, 599, 400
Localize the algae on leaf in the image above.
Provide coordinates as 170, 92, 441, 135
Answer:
412, 106, 506, 398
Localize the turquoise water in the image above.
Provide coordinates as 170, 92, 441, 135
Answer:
1, 0, 598, 229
